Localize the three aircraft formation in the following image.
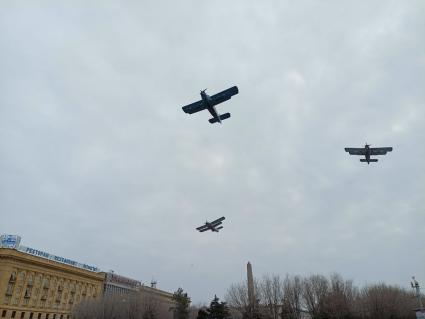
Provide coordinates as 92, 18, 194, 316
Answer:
183, 86, 394, 233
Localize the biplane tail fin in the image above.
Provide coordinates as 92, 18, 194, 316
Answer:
215, 226, 223, 231
209, 113, 231, 124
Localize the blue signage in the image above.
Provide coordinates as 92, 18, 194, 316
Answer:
19, 245, 100, 272
1, 234, 99, 272
0, 235, 21, 249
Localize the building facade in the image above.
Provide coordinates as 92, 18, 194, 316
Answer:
103, 272, 175, 318
103, 271, 141, 295
0, 235, 103, 319
140, 285, 175, 319
140, 285, 175, 307
0, 235, 176, 319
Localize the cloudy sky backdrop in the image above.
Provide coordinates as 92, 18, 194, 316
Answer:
1, 1, 424, 303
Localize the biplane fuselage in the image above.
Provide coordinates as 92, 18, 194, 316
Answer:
200, 90, 221, 124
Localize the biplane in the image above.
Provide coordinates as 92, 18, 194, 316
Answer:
182, 86, 239, 124
196, 217, 225, 232
345, 144, 393, 164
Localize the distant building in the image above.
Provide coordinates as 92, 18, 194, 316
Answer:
103, 273, 175, 318
140, 284, 175, 311
0, 235, 103, 319
103, 272, 141, 295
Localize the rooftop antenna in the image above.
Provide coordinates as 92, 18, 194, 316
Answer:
150, 279, 157, 289
411, 276, 424, 312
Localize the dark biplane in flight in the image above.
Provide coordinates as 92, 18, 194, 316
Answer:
196, 217, 225, 233
345, 144, 393, 164
182, 86, 239, 124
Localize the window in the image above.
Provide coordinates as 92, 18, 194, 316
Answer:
43, 278, 50, 289
69, 291, 75, 304
4, 296, 11, 305
46, 315, 49, 319
11, 311, 16, 318
1, 310, 6, 318
9, 272, 17, 283
18, 272, 26, 282
6, 283, 14, 296
20, 312, 25, 319
37, 314, 41, 319
27, 274, 34, 286
25, 288, 32, 298
30, 313, 34, 319
41, 289, 48, 300
53, 315, 56, 319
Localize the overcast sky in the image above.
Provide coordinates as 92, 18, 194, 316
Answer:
1, 1, 424, 304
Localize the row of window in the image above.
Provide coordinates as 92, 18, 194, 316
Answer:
4, 271, 98, 309
105, 284, 132, 295
0, 310, 70, 319
4, 284, 86, 308
8, 271, 95, 295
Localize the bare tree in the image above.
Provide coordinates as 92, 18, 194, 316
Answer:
141, 294, 159, 319
259, 274, 284, 319
321, 273, 357, 319
72, 292, 174, 319
301, 275, 329, 319
281, 275, 303, 319
227, 273, 417, 319
355, 283, 416, 319
73, 294, 136, 319
225, 278, 262, 318
226, 281, 250, 316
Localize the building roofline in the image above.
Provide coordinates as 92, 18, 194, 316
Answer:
141, 285, 174, 298
0, 248, 104, 281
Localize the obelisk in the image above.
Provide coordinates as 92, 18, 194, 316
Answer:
247, 261, 255, 316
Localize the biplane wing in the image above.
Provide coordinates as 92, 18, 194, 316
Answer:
344, 148, 366, 155
370, 147, 393, 155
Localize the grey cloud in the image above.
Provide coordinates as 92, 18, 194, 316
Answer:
1, 0, 424, 303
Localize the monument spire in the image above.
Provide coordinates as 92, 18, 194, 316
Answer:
247, 261, 255, 317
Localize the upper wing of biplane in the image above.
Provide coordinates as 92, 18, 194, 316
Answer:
344, 148, 366, 155
370, 147, 393, 155
209, 216, 225, 227
182, 100, 206, 114
210, 86, 239, 106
